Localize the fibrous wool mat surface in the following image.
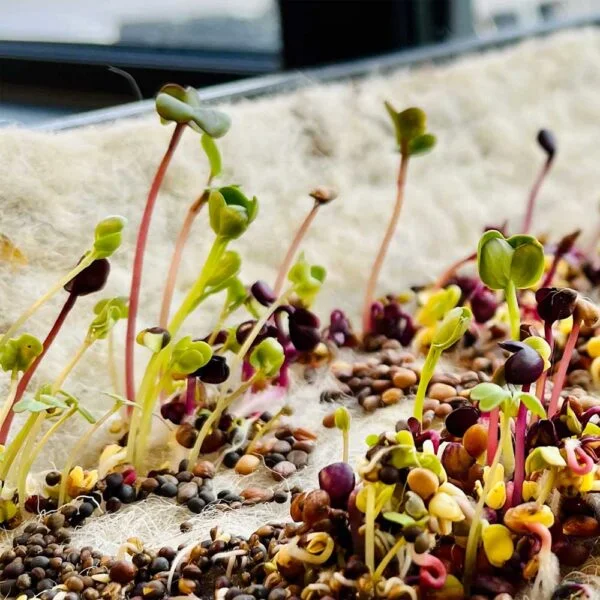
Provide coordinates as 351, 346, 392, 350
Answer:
1, 27, 600, 554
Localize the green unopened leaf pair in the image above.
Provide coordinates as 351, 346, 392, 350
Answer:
209, 186, 258, 240
477, 230, 544, 291
156, 84, 231, 138
384, 103, 436, 156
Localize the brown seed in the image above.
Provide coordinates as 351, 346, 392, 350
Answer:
434, 403, 453, 418
463, 424, 488, 458
272, 461, 297, 480
407, 468, 439, 499
292, 428, 317, 441
241, 487, 274, 503
109, 560, 136, 584
362, 395, 381, 411
302, 490, 331, 525
290, 493, 307, 522
287, 450, 309, 469
563, 515, 600, 537
235, 454, 261, 475
372, 379, 392, 393
293, 440, 315, 453
429, 383, 457, 401
193, 461, 215, 479
272, 440, 292, 454
177, 482, 199, 504
331, 361, 353, 380
392, 368, 418, 389
382, 388, 403, 406
322, 413, 336, 428
65, 576, 84, 593
423, 398, 440, 412
175, 423, 197, 449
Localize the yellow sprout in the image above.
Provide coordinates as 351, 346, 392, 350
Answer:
66, 466, 98, 499
587, 336, 600, 359
482, 524, 514, 567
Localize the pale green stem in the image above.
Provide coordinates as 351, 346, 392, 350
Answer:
16, 413, 47, 512
463, 411, 510, 594
51, 339, 93, 394
373, 538, 405, 582
0, 253, 95, 351
412, 347, 441, 422
0, 370, 19, 435
107, 330, 121, 395
246, 406, 286, 455
501, 411, 515, 478
342, 429, 349, 464
0, 413, 37, 484
505, 280, 521, 341
536, 467, 557, 507
59, 403, 120, 506
188, 375, 257, 465
168, 236, 228, 337
133, 371, 172, 472
365, 484, 376, 573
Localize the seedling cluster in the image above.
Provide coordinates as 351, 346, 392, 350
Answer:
1, 84, 600, 600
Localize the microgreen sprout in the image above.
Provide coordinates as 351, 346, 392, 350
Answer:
273, 187, 336, 296
334, 406, 351, 463
477, 230, 545, 339
548, 295, 600, 417
125, 84, 231, 402
187, 338, 285, 465
541, 229, 580, 288
412, 306, 472, 422
0, 216, 125, 353
362, 104, 436, 335
159, 131, 226, 328
522, 129, 556, 234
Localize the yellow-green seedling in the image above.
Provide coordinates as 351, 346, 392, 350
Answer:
477, 230, 544, 340
362, 104, 436, 334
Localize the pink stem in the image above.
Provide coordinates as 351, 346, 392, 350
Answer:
512, 384, 530, 507
362, 150, 409, 335
536, 322, 554, 403
184, 376, 196, 415
564, 440, 594, 475
526, 522, 552, 555
411, 548, 447, 590
0, 292, 77, 445
125, 123, 186, 402
434, 251, 477, 289
487, 408, 499, 466
547, 320, 581, 418
159, 191, 208, 328
273, 203, 319, 296
522, 159, 552, 234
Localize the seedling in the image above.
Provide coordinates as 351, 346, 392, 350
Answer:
522, 129, 556, 234
125, 84, 231, 402
159, 132, 226, 327
273, 187, 336, 295
413, 307, 472, 422
362, 104, 436, 334
0, 216, 125, 352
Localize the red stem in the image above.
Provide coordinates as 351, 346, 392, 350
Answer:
273, 203, 320, 296
125, 123, 186, 402
547, 319, 580, 418
362, 149, 409, 334
512, 384, 530, 507
0, 292, 77, 444
184, 376, 196, 415
522, 159, 552, 234
536, 322, 554, 403
487, 408, 499, 466
526, 522, 552, 555
159, 190, 208, 328
434, 251, 477, 289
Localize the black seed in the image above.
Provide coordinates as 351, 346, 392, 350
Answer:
150, 556, 170, 573
187, 497, 206, 514
273, 491, 288, 504
45, 471, 61, 486
105, 472, 124, 489
157, 483, 178, 498
223, 452, 240, 469
199, 490, 216, 504
77, 502, 94, 518
30, 556, 50, 569
106, 497, 122, 513
118, 484, 136, 503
